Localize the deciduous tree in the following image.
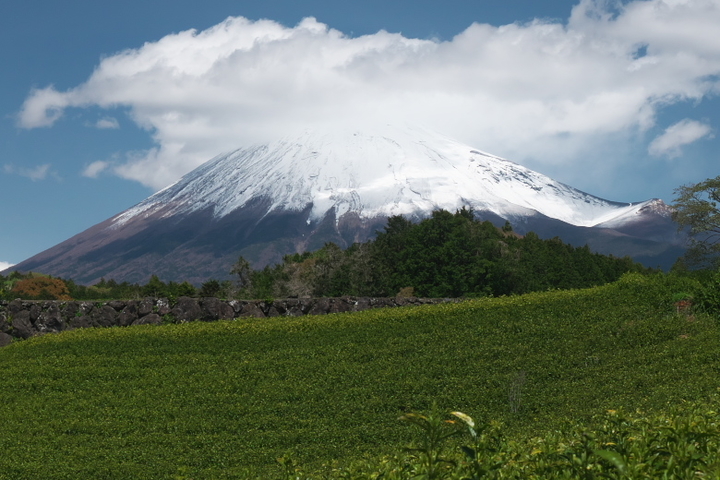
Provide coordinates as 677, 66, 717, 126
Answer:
672, 175, 720, 268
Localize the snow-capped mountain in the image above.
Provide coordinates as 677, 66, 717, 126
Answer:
114, 124, 657, 230
6, 124, 683, 284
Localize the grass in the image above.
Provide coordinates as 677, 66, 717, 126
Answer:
0, 273, 718, 478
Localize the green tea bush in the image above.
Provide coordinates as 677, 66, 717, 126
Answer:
0, 274, 717, 478
288, 401, 720, 479
694, 269, 720, 317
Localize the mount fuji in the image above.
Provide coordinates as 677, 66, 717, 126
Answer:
7, 124, 684, 284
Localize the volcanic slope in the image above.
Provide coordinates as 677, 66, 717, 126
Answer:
7, 124, 683, 284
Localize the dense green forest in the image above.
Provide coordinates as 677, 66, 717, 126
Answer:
240, 208, 649, 299
0, 209, 648, 302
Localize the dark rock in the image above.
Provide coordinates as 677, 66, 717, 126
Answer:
258, 302, 272, 315
372, 298, 393, 309
68, 315, 94, 329
269, 301, 287, 315
155, 298, 172, 316
61, 301, 80, 318
138, 298, 155, 317
117, 311, 137, 327
91, 305, 119, 328
0, 295, 453, 340
239, 303, 265, 318
0, 312, 11, 334
108, 300, 126, 311
132, 314, 162, 326
78, 302, 95, 316
122, 301, 139, 316
396, 297, 419, 306
171, 297, 203, 322
329, 298, 351, 314
308, 298, 330, 316
11, 311, 34, 339
35, 305, 64, 333
353, 298, 371, 311
286, 306, 305, 316
8, 299, 25, 315
29, 304, 42, 323
200, 297, 235, 321
283, 299, 305, 316
228, 300, 243, 314
0, 332, 13, 347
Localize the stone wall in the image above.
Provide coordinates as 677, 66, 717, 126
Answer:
0, 296, 459, 347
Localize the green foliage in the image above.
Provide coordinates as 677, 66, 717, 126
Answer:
672, 175, 720, 268
54, 275, 197, 300
230, 256, 252, 290
198, 279, 221, 297
0, 272, 71, 300
373, 209, 648, 297
199, 279, 233, 299
238, 240, 383, 299
399, 404, 463, 479
693, 269, 720, 317
3, 272, 201, 301
3, 208, 648, 302
142, 274, 166, 297
0, 274, 717, 478
235, 208, 649, 299
337, 403, 720, 479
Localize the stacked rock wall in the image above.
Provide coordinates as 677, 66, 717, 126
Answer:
0, 296, 459, 347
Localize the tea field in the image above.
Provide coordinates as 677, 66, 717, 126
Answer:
0, 273, 718, 478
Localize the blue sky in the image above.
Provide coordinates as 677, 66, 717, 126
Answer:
2, 0, 719, 269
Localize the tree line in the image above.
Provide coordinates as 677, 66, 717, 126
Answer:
1, 208, 649, 302
236, 208, 649, 299
0, 271, 223, 302
239, 170, 720, 300
5, 171, 720, 302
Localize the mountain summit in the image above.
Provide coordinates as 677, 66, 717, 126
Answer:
7, 124, 683, 284
117, 124, 655, 228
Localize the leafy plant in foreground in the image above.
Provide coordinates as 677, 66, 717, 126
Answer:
399, 405, 462, 479
311, 402, 720, 479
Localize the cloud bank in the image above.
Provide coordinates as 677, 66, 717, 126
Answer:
82, 160, 111, 178
18, 0, 720, 191
649, 119, 713, 158
3, 163, 53, 181
0, 261, 14, 271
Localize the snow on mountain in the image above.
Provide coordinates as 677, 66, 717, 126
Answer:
112, 124, 651, 230
594, 198, 673, 229
5, 123, 683, 284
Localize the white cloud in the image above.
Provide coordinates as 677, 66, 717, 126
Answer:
0, 261, 14, 271
82, 160, 112, 178
95, 117, 119, 129
648, 119, 713, 158
3, 163, 53, 181
17, 1, 720, 191
18, 86, 70, 128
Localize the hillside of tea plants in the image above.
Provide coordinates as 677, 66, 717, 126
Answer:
0, 272, 719, 478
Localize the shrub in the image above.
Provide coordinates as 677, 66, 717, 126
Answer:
10, 276, 72, 300
695, 269, 720, 317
